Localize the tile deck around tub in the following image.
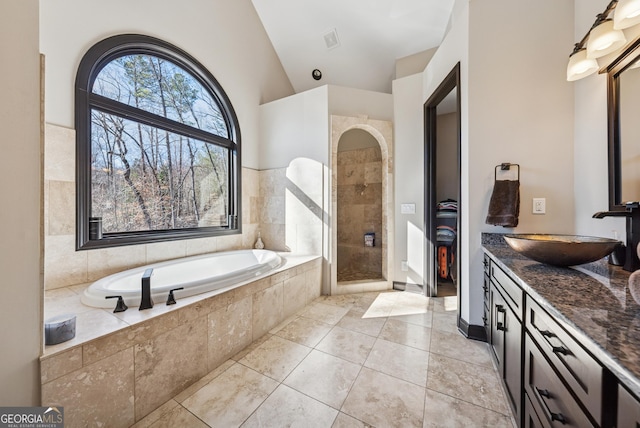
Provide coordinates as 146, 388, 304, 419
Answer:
133, 291, 516, 428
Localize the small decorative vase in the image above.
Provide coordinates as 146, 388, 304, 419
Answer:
255, 232, 265, 249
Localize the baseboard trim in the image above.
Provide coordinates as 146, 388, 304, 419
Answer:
393, 281, 424, 294
458, 317, 487, 342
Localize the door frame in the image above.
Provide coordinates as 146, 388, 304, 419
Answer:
423, 62, 461, 305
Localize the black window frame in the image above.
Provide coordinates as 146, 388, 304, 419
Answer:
75, 34, 241, 250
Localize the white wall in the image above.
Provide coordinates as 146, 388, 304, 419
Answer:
574, 0, 626, 240
465, 0, 575, 325
328, 85, 393, 122
396, 48, 437, 79
259, 87, 330, 169
392, 73, 425, 285
398, 0, 575, 326
0, 0, 42, 405
39, 0, 294, 169
258, 85, 392, 170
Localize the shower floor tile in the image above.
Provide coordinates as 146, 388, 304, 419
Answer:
134, 291, 516, 428
337, 267, 384, 282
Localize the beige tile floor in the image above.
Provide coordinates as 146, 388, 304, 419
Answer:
133, 291, 516, 428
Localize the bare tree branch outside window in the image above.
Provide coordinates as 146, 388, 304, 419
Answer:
90, 54, 230, 234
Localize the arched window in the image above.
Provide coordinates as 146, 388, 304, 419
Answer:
75, 34, 240, 249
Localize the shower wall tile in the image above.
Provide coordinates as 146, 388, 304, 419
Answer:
134, 316, 209, 419
42, 348, 135, 428
339, 164, 364, 185
336, 147, 383, 280
364, 162, 382, 184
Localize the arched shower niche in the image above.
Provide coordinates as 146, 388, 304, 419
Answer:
330, 115, 394, 295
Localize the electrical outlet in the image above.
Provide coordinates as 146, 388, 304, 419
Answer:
401, 260, 409, 271
533, 198, 546, 214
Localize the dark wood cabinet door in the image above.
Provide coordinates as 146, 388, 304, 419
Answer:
490, 284, 521, 422
617, 385, 640, 428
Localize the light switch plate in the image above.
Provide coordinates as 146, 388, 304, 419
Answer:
533, 198, 546, 214
401, 203, 416, 214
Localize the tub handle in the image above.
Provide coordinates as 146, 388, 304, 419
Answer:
167, 287, 184, 305
105, 295, 128, 313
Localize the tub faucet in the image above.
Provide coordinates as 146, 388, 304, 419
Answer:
139, 268, 154, 310
593, 202, 640, 272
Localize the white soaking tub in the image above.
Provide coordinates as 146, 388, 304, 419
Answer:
81, 249, 282, 309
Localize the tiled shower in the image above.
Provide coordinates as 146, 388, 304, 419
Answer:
336, 144, 383, 282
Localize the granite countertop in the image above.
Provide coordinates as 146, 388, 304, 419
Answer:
482, 233, 640, 397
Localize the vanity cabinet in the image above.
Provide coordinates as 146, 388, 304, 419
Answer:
524, 334, 594, 427
525, 297, 602, 425
487, 259, 523, 422
483, 251, 607, 428
483, 253, 490, 341
617, 385, 640, 428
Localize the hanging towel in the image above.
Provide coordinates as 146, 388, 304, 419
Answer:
485, 180, 520, 227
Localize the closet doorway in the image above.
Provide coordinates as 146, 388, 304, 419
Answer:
424, 63, 461, 302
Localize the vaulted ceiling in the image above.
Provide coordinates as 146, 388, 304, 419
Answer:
251, 0, 456, 94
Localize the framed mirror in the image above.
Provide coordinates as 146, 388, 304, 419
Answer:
607, 38, 640, 210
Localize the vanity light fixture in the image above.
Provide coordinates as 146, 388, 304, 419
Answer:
567, 0, 629, 81
614, 0, 640, 29
586, 17, 627, 58
567, 47, 599, 81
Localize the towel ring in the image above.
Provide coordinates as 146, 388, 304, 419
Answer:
495, 163, 519, 182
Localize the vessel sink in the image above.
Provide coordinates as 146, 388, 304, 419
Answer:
503, 234, 620, 267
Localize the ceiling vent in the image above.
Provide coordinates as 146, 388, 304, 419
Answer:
323, 28, 340, 50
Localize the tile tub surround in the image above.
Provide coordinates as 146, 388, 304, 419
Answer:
482, 233, 640, 398
40, 255, 321, 427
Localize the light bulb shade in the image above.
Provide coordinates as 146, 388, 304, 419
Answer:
587, 19, 627, 58
567, 49, 599, 81
614, 0, 640, 29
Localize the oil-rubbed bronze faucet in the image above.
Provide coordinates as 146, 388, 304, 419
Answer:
593, 202, 640, 272
139, 268, 154, 310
